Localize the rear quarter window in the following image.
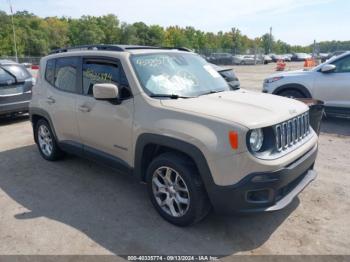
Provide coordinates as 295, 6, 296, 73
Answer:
54, 57, 79, 93
45, 59, 55, 85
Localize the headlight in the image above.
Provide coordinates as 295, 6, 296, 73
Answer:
249, 129, 264, 152
264, 76, 284, 83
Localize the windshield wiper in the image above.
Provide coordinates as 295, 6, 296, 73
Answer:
198, 89, 226, 96
150, 94, 193, 99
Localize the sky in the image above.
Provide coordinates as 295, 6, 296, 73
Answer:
0, 0, 349, 46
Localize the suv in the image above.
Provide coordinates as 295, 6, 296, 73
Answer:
0, 60, 34, 117
30, 45, 318, 226
263, 51, 350, 118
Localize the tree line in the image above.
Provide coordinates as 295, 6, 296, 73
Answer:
0, 10, 349, 57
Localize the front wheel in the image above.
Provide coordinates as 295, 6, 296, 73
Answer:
146, 153, 211, 226
277, 89, 306, 99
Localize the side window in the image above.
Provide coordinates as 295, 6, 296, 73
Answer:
82, 60, 130, 98
332, 56, 350, 73
54, 57, 78, 93
45, 59, 55, 85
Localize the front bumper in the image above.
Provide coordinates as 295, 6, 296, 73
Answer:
208, 144, 318, 214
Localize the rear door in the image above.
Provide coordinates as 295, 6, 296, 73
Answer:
76, 57, 134, 166
314, 55, 350, 109
43, 57, 81, 145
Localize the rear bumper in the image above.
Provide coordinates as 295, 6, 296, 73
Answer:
208, 145, 318, 214
0, 100, 30, 115
0, 91, 31, 116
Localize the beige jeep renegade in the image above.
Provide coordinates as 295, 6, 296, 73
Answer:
30, 45, 318, 226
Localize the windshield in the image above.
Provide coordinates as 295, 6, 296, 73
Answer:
130, 52, 230, 97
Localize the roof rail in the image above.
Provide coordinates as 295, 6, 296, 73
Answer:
49, 44, 193, 54
49, 44, 125, 54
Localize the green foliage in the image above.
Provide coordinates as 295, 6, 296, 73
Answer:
0, 10, 348, 57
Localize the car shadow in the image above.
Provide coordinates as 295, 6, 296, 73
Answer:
320, 117, 350, 136
0, 145, 298, 256
0, 114, 29, 126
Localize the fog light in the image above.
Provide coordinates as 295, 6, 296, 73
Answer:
246, 189, 270, 203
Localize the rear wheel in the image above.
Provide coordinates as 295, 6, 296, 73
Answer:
277, 89, 306, 98
35, 119, 64, 161
146, 152, 211, 226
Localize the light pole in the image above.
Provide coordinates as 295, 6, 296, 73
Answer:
8, 0, 18, 62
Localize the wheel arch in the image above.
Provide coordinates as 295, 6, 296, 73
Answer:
273, 83, 312, 98
134, 134, 215, 191
29, 107, 58, 143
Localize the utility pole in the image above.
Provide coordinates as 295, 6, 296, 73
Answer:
312, 39, 316, 58
269, 27, 272, 54
8, 0, 18, 62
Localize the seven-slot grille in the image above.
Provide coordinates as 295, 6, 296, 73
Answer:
274, 111, 310, 152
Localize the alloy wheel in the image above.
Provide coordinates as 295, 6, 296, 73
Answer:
152, 166, 190, 217
38, 125, 53, 157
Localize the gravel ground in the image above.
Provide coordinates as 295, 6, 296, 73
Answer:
0, 62, 349, 257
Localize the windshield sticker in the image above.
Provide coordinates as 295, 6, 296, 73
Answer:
203, 64, 221, 78
135, 56, 170, 67
84, 68, 113, 83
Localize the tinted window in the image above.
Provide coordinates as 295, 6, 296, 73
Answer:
54, 57, 78, 93
1, 65, 31, 81
83, 60, 129, 96
45, 59, 55, 85
332, 55, 350, 73
0, 68, 15, 85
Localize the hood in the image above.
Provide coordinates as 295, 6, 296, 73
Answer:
161, 90, 308, 129
270, 69, 313, 78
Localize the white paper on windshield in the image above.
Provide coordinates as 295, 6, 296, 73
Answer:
203, 64, 221, 78
146, 74, 194, 93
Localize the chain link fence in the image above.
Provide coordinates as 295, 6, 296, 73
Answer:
0, 56, 41, 65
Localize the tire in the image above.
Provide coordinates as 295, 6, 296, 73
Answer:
146, 152, 211, 226
35, 119, 64, 161
277, 89, 306, 99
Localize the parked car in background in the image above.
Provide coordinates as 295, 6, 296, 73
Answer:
270, 54, 284, 62
263, 55, 272, 64
211, 64, 240, 89
235, 55, 264, 65
291, 53, 311, 61
240, 55, 255, 65
21, 62, 32, 68
0, 60, 34, 117
318, 53, 329, 62
282, 54, 292, 62
208, 53, 234, 65
263, 51, 350, 118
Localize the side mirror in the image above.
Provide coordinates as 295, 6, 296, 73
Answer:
93, 83, 120, 103
321, 64, 336, 73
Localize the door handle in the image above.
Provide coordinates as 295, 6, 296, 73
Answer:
46, 96, 55, 104
78, 105, 91, 113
